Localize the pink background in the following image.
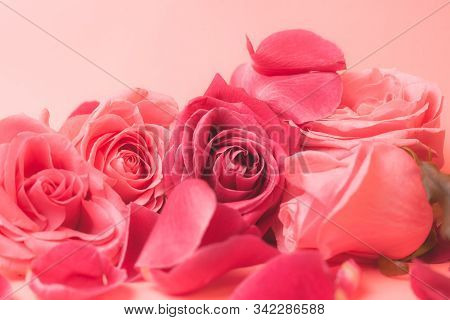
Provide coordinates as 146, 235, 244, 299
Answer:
1, 0, 449, 170
1, 0, 449, 299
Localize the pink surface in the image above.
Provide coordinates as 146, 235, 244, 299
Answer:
9, 264, 449, 300
1, 0, 449, 299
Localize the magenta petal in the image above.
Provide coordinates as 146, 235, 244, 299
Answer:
231, 64, 342, 124
143, 234, 279, 295
29, 241, 127, 299
136, 179, 217, 269
0, 273, 12, 300
201, 204, 248, 246
247, 29, 346, 76
410, 260, 450, 300
231, 251, 335, 300
119, 203, 159, 280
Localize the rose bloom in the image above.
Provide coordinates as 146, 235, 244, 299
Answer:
164, 75, 286, 226
276, 141, 433, 260
0, 116, 128, 274
60, 88, 178, 211
302, 68, 444, 166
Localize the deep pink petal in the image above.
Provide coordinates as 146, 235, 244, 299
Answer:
0, 273, 12, 300
201, 204, 248, 246
142, 234, 279, 295
119, 203, 159, 279
410, 260, 450, 300
247, 29, 346, 76
29, 241, 126, 299
231, 64, 342, 124
136, 179, 217, 269
231, 250, 335, 299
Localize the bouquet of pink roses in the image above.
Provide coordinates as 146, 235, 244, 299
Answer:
0, 29, 448, 300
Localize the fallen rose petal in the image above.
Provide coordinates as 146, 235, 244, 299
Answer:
334, 259, 361, 299
142, 234, 279, 295
0, 273, 12, 299
246, 29, 346, 76
410, 259, 450, 300
119, 203, 159, 280
231, 251, 335, 300
231, 64, 343, 124
137, 179, 217, 269
29, 241, 127, 300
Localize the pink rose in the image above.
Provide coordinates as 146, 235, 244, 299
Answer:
163, 75, 287, 226
231, 29, 345, 125
60, 88, 178, 211
303, 68, 444, 166
0, 116, 128, 274
277, 141, 433, 260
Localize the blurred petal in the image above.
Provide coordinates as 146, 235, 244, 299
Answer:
231, 251, 335, 299
142, 234, 278, 295
29, 241, 127, 299
335, 259, 361, 299
410, 260, 449, 300
68, 101, 100, 118
231, 64, 342, 124
0, 273, 12, 300
247, 29, 346, 76
136, 179, 217, 269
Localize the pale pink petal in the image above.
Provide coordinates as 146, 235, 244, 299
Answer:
136, 179, 217, 269
231, 64, 342, 124
142, 234, 278, 295
231, 251, 335, 299
335, 259, 361, 299
318, 143, 433, 259
246, 29, 346, 76
410, 260, 450, 300
68, 101, 100, 118
29, 241, 127, 299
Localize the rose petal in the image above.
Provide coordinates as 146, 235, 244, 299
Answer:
246, 29, 346, 76
231, 250, 335, 299
0, 273, 12, 300
335, 259, 361, 299
136, 179, 217, 269
142, 234, 279, 295
29, 240, 127, 299
231, 64, 343, 124
68, 101, 100, 118
201, 204, 248, 246
119, 203, 159, 279
410, 260, 450, 300
0, 115, 50, 144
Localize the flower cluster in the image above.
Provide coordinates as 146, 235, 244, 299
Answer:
0, 29, 447, 300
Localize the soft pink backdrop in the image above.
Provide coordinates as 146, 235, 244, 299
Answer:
1, 0, 449, 299
1, 1, 449, 170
